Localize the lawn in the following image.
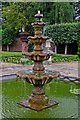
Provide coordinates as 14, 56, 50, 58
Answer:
1, 51, 22, 57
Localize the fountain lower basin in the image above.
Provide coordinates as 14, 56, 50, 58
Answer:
1, 78, 79, 118
16, 70, 60, 111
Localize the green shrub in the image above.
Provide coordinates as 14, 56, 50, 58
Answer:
45, 22, 80, 45
0, 52, 34, 65
2, 27, 16, 45
28, 42, 34, 52
52, 54, 80, 63
0, 56, 34, 65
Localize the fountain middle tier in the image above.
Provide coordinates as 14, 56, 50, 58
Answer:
28, 36, 49, 51
17, 70, 60, 86
28, 36, 48, 43
24, 52, 52, 61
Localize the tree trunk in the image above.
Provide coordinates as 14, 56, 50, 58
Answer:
65, 44, 67, 55
0, 45, 2, 52
55, 45, 57, 54
7, 45, 9, 51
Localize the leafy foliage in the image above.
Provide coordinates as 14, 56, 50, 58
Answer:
2, 2, 37, 33
2, 26, 16, 45
49, 2, 74, 24
2, 2, 75, 33
1, 52, 34, 65
52, 54, 80, 63
1, 52, 79, 64
45, 22, 80, 45
2, 2, 77, 47
28, 42, 34, 52
35, 2, 74, 24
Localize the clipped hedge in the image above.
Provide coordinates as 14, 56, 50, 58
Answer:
45, 22, 80, 45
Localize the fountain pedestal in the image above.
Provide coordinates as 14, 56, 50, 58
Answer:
17, 11, 60, 111
18, 86, 58, 111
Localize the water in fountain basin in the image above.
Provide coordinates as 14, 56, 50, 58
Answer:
1, 78, 79, 118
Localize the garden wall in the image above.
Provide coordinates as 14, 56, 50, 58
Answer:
10, 38, 22, 52
2, 38, 22, 52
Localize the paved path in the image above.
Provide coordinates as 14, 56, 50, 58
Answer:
45, 62, 79, 78
0, 61, 79, 80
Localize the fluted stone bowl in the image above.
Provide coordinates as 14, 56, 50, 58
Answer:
16, 70, 60, 86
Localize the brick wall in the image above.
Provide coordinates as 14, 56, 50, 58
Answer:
10, 38, 22, 52
2, 38, 22, 52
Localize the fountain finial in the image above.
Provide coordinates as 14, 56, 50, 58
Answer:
38, 10, 40, 14
35, 10, 43, 22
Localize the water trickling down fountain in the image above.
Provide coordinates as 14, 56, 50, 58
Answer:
17, 11, 60, 111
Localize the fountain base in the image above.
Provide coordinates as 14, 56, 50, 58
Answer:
17, 70, 60, 111
18, 86, 58, 111
18, 100, 58, 111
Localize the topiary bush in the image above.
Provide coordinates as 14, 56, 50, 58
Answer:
45, 22, 80, 54
45, 22, 80, 44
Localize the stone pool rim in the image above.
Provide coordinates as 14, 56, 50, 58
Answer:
0, 74, 17, 81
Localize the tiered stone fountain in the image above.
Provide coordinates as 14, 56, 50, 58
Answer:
17, 11, 60, 111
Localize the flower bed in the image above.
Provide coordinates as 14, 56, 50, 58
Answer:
0, 52, 34, 65
52, 54, 80, 63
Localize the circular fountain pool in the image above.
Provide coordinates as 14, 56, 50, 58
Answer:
1, 78, 79, 118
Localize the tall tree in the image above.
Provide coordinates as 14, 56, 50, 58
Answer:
50, 2, 75, 24
74, 1, 80, 21
2, 2, 75, 31
2, 2, 75, 52
2, 2, 37, 33
2, 26, 16, 51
